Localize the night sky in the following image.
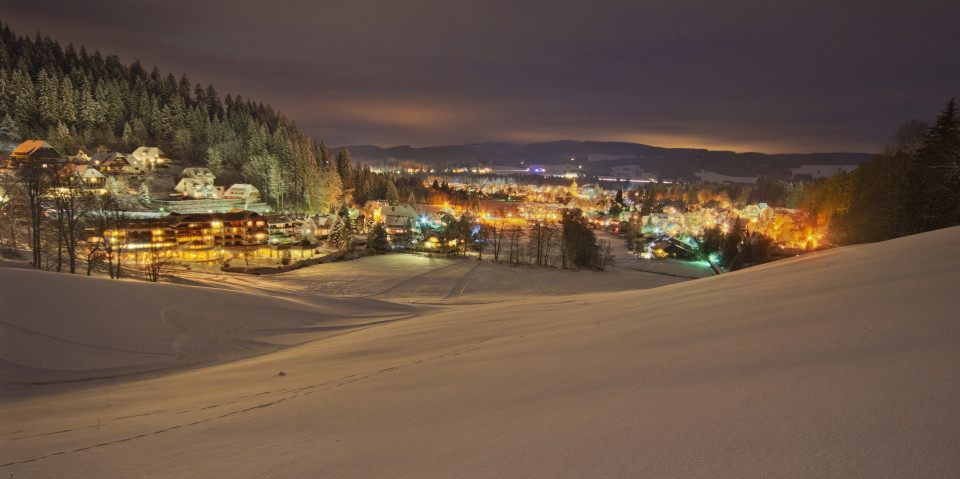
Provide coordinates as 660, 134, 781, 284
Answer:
2, 1, 958, 153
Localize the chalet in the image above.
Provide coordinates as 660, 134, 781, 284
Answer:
91, 152, 143, 175
131, 147, 168, 168
174, 167, 220, 198
63, 164, 107, 191
381, 205, 417, 235
181, 167, 216, 180
8, 140, 64, 168
300, 215, 333, 241
362, 200, 384, 222
222, 183, 260, 202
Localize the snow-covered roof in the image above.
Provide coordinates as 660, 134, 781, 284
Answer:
182, 167, 215, 179
11, 140, 60, 158
90, 151, 137, 168
132, 146, 165, 160
223, 183, 259, 199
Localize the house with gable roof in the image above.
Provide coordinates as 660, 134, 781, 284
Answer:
362, 200, 383, 222
223, 184, 260, 203
174, 167, 221, 198
381, 205, 418, 235
300, 214, 333, 241
131, 147, 169, 168
90, 151, 143, 175
7, 140, 64, 168
62, 163, 107, 191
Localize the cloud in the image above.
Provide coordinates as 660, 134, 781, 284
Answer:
2, 0, 958, 153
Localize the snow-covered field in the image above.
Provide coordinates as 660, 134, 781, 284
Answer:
2, 228, 959, 477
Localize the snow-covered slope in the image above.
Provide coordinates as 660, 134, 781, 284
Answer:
0, 269, 422, 386
2, 227, 960, 477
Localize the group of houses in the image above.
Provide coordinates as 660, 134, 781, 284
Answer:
157, 167, 267, 214
3, 140, 168, 194
6, 140, 168, 172
629, 202, 810, 249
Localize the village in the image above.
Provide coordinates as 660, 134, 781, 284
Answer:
1, 139, 821, 277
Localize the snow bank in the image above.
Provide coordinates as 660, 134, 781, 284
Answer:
0, 269, 421, 386
2, 227, 960, 477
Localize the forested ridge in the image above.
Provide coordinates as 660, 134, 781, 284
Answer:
0, 21, 357, 214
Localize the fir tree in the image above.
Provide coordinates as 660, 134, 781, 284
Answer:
205, 146, 224, 176
0, 113, 20, 140
367, 222, 390, 253
385, 179, 399, 206
328, 215, 347, 249
336, 148, 353, 188
337, 200, 351, 229
138, 182, 151, 207
37, 69, 60, 125
721, 219, 744, 269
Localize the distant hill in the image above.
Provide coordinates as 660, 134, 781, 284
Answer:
337, 141, 875, 179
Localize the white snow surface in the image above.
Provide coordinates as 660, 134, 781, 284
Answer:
2, 227, 960, 477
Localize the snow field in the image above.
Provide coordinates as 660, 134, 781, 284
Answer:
2, 227, 959, 477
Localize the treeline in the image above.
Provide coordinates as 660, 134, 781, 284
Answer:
800, 100, 959, 245
333, 148, 431, 207
483, 210, 613, 270
0, 22, 346, 214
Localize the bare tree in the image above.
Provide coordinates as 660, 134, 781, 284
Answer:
18, 160, 50, 268
529, 221, 545, 266
507, 224, 524, 264
527, 221, 560, 267
475, 223, 490, 260
50, 167, 88, 273
0, 173, 24, 256
142, 234, 174, 282
90, 192, 130, 279
81, 235, 106, 276
541, 224, 560, 267
599, 240, 616, 271
490, 220, 506, 261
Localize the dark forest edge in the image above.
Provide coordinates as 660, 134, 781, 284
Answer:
800, 100, 959, 245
